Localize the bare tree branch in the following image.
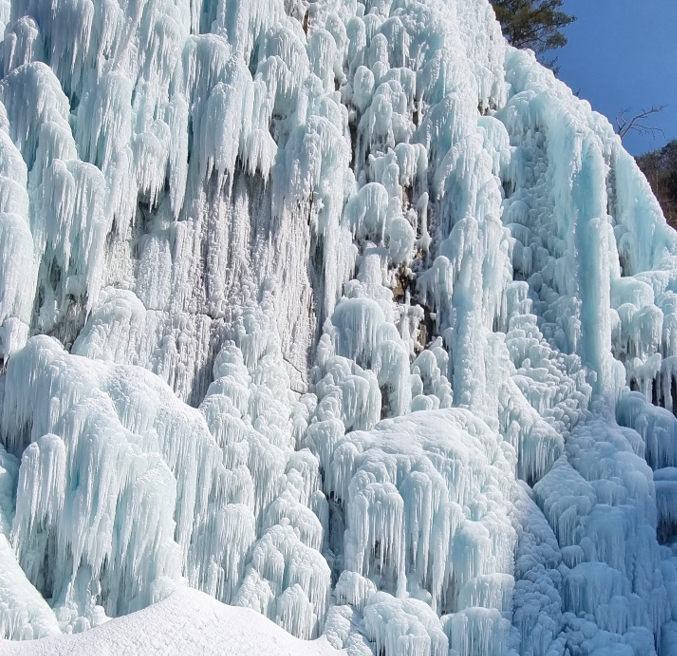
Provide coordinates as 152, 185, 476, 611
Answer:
616, 106, 666, 141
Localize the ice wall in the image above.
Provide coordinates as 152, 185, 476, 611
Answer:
0, 0, 676, 655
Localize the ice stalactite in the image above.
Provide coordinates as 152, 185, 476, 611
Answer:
0, 0, 676, 654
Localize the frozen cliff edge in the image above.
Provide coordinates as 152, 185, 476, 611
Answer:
0, 0, 676, 655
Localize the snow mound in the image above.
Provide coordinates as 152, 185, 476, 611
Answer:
0, 587, 344, 656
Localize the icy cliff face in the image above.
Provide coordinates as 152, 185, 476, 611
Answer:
0, 0, 677, 655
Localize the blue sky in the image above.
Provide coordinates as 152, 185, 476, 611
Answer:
555, 0, 677, 155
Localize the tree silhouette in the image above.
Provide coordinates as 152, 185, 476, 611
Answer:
636, 140, 677, 229
616, 106, 666, 141
491, 0, 575, 66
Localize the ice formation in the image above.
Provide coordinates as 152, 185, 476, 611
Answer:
0, 0, 676, 654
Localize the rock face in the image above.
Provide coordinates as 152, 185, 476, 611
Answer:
0, 1, 676, 655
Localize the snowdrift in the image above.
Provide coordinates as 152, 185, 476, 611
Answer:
0, 587, 344, 656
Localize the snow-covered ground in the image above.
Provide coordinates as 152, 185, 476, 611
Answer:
0, 0, 676, 654
0, 587, 345, 656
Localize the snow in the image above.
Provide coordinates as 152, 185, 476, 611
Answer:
0, 0, 675, 654
0, 586, 345, 656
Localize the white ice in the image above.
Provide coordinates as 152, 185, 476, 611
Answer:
0, 0, 676, 655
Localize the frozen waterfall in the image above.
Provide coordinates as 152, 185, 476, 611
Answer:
0, 0, 676, 655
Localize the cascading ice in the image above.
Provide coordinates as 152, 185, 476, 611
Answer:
0, 0, 676, 655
